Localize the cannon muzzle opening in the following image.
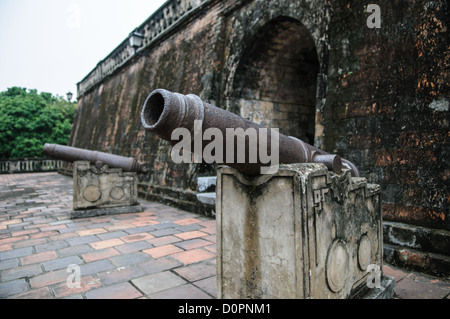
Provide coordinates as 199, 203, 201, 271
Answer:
142, 90, 165, 128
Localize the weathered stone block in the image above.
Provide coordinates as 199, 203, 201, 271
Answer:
216, 163, 394, 299
73, 161, 139, 211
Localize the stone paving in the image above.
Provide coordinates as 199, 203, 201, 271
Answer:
0, 172, 449, 299
0, 172, 216, 299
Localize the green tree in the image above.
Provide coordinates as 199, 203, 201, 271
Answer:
0, 87, 77, 159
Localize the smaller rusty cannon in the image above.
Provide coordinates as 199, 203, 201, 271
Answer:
42, 144, 148, 174
140, 89, 360, 177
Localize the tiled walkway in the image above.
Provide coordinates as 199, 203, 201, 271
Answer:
0, 172, 449, 299
0, 172, 216, 299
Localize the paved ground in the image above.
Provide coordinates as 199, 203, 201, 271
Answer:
0, 172, 449, 299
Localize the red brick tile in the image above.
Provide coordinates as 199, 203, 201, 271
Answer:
149, 283, 212, 299
204, 244, 216, 253
105, 224, 134, 231
85, 282, 142, 299
48, 232, 78, 241
28, 220, 49, 227
132, 220, 159, 227
0, 235, 28, 245
20, 250, 58, 265
8, 287, 53, 299
97, 265, 146, 285
200, 226, 216, 235
30, 231, 59, 239
194, 276, 217, 297
0, 243, 13, 252
383, 265, 407, 282
14, 237, 47, 248
121, 232, 154, 243
81, 248, 120, 263
29, 269, 68, 288
143, 244, 183, 258
173, 218, 201, 226
131, 271, 186, 295
116, 241, 152, 254
40, 224, 67, 232
135, 214, 157, 221
171, 249, 215, 265
52, 276, 102, 298
147, 235, 181, 247
203, 235, 216, 243
11, 229, 39, 237
2, 264, 43, 281
24, 209, 41, 214
175, 238, 211, 250
174, 231, 208, 241
89, 217, 113, 223
77, 228, 107, 237
174, 262, 217, 282
199, 220, 216, 228
90, 238, 124, 250
395, 275, 450, 299
0, 219, 22, 227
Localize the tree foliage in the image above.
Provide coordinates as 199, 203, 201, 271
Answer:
0, 87, 77, 159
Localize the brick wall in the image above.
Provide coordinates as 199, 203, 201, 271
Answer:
71, 0, 449, 275
325, 0, 448, 228
324, 0, 449, 275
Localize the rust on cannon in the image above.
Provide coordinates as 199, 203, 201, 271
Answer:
140, 89, 360, 177
42, 144, 148, 174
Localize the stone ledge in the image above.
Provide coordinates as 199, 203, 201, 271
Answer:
138, 183, 216, 218
384, 243, 450, 277
196, 193, 216, 206
383, 221, 450, 257
70, 204, 143, 219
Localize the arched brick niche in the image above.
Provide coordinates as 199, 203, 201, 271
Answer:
230, 17, 320, 144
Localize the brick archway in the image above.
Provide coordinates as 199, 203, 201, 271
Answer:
230, 17, 320, 144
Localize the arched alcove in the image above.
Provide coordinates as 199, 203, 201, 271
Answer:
231, 17, 320, 144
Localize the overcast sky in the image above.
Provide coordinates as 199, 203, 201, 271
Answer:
0, 0, 166, 99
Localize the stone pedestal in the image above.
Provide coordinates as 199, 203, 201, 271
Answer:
216, 164, 394, 299
71, 161, 142, 218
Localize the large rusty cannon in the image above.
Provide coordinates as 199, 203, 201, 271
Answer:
42, 143, 148, 174
140, 89, 360, 177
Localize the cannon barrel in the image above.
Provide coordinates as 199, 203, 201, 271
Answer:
42, 144, 148, 174
140, 89, 360, 177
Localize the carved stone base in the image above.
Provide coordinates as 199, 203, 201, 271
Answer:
73, 161, 139, 210
216, 164, 389, 299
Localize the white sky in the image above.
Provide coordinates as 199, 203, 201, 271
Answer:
0, 0, 167, 99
